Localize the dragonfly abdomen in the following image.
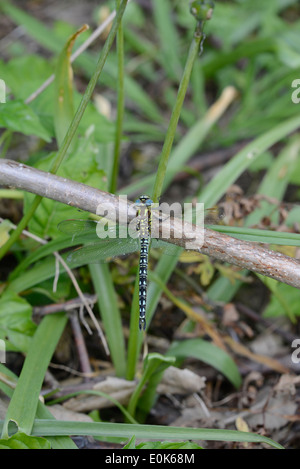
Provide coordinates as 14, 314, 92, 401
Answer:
138, 237, 149, 330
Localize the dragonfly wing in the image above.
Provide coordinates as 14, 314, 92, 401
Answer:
58, 219, 98, 235
58, 219, 100, 245
58, 219, 129, 244
66, 237, 140, 267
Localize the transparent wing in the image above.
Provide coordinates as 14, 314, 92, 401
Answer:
58, 218, 130, 244
58, 218, 139, 267
66, 237, 140, 268
58, 219, 99, 235
59, 219, 185, 268
58, 219, 98, 245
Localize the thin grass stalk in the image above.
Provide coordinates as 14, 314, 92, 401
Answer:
22, 419, 284, 448
110, 0, 125, 194
125, 22, 205, 379
152, 25, 204, 202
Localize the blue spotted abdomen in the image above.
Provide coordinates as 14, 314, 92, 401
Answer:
138, 237, 149, 330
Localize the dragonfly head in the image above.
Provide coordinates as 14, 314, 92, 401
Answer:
135, 195, 153, 206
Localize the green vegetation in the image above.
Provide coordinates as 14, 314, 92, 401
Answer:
0, 0, 299, 449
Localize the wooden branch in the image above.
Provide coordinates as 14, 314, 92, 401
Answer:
1, 158, 300, 288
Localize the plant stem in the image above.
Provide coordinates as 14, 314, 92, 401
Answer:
152, 27, 203, 202
110, 0, 125, 194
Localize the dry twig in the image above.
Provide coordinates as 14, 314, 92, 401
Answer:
1, 159, 300, 289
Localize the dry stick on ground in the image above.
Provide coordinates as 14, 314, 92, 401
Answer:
69, 310, 93, 379
33, 294, 98, 317
1, 158, 300, 289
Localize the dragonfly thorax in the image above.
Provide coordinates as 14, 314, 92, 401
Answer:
135, 195, 153, 239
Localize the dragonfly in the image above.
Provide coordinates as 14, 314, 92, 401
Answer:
58, 196, 223, 331
58, 195, 179, 330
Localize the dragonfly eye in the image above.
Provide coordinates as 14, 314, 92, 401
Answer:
135, 195, 153, 206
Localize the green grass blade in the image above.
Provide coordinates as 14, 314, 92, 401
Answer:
152, 0, 182, 80
0, 364, 77, 448
202, 37, 277, 79
245, 136, 300, 226
207, 225, 300, 246
48, 389, 138, 424
205, 137, 300, 310
54, 26, 87, 146
120, 87, 236, 197
199, 114, 300, 206
13, 419, 284, 448
1, 313, 67, 438
89, 263, 126, 377
167, 339, 242, 389
0, 1, 63, 51
127, 353, 175, 419
152, 29, 203, 202
8, 255, 68, 293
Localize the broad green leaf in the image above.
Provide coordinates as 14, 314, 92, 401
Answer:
0, 1, 162, 124
23, 132, 107, 238
0, 55, 115, 142
76, 100, 116, 144
0, 432, 51, 449
0, 291, 36, 352
0, 100, 51, 141
0, 56, 53, 101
